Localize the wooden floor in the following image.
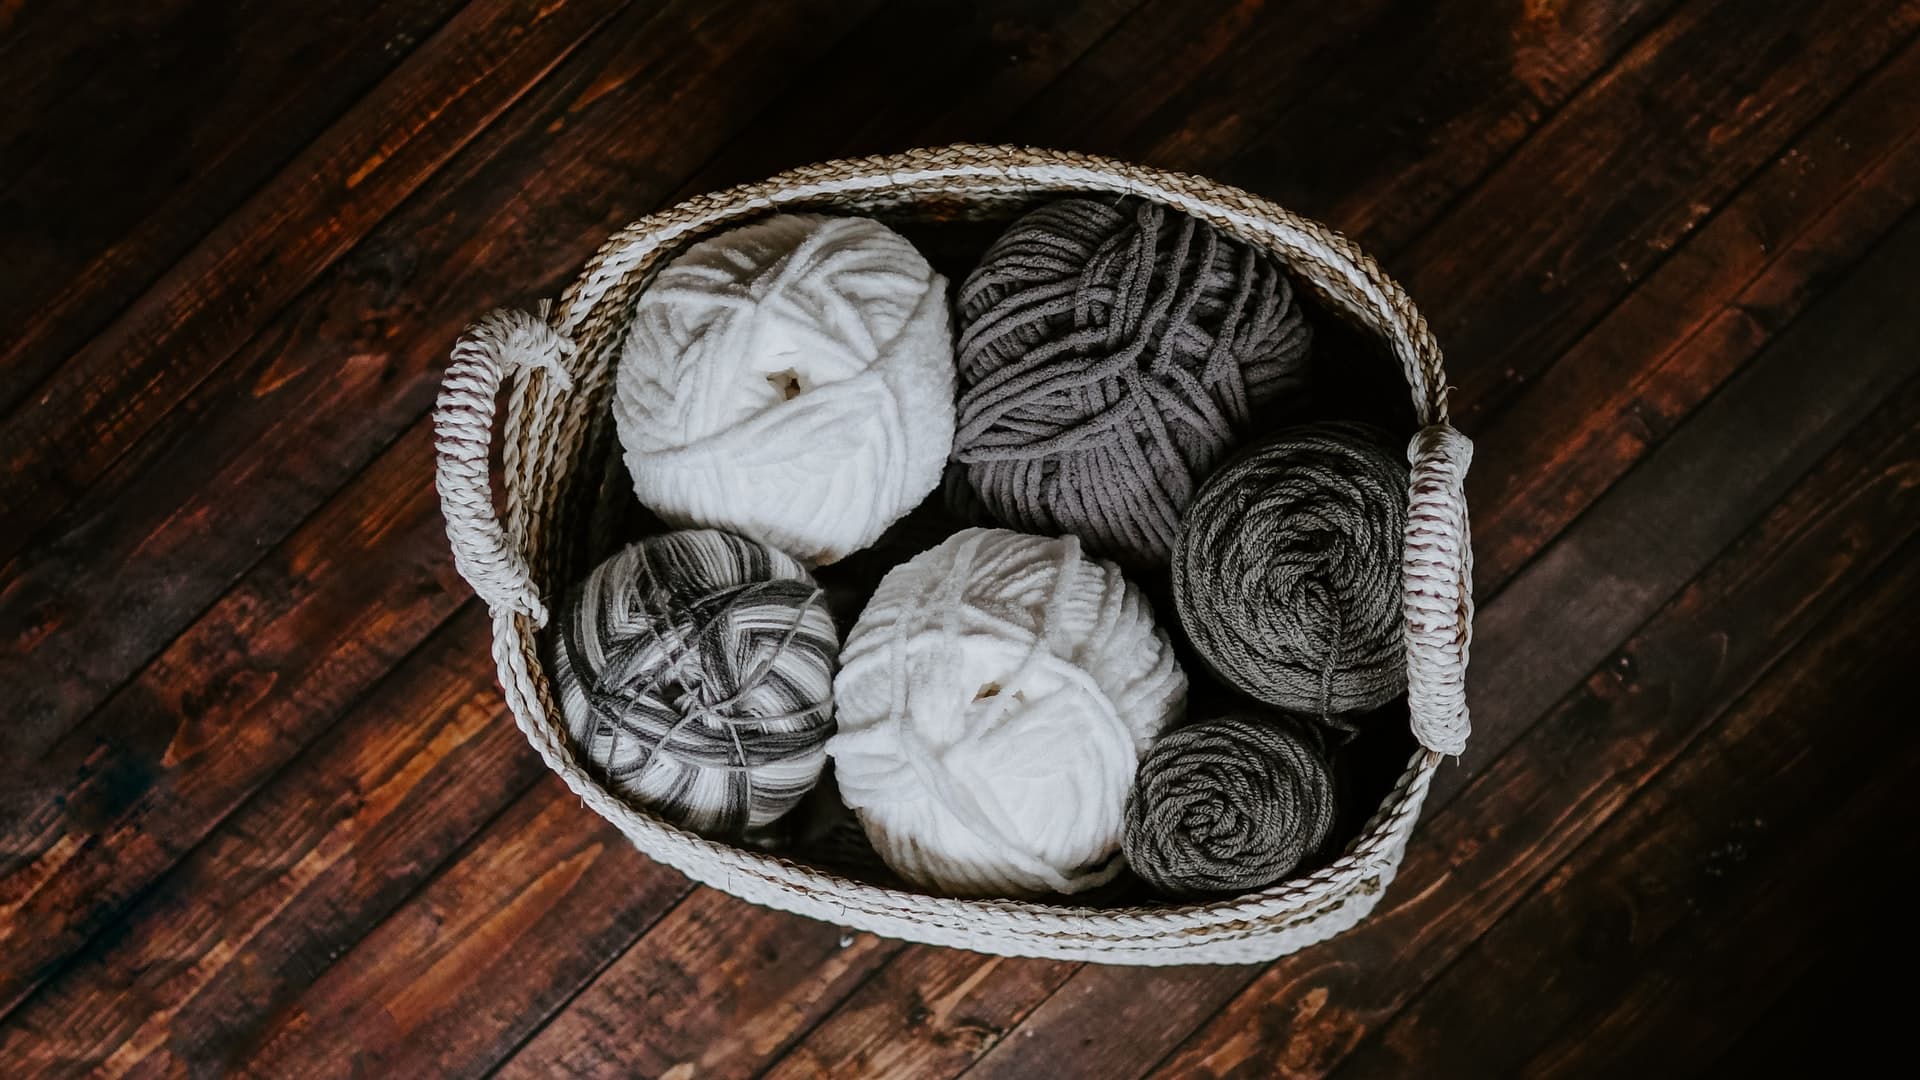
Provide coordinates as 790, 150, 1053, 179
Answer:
3, 1, 1917, 1076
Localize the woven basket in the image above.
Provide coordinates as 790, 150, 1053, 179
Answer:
432, 145, 1473, 965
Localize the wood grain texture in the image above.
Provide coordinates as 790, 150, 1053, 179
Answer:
4, 1, 1917, 1076
0, 0, 467, 413
0, 0, 631, 562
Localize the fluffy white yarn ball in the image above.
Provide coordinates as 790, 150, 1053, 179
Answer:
828, 527, 1187, 897
614, 213, 956, 564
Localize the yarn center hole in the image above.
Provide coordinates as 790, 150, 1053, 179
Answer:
766, 368, 806, 400
972, 681, 1027, 704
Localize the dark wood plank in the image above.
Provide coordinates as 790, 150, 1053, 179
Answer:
1468, 36, 1920, 589
1704, 915, 1908, 1078
685, 0, 1145, 183
952, 37, 1920, 1080
1140, 325, 1920, 1076
1335, 540, 1920, 1077
1515, 575, 1918, 1079
0, 0, 864, 758
0, 0, 631, 565
763, 953, 1080, 1080
0, 607, 553, 1076
495, 890, 899, 1080
1402, 0, 1920, 433
0, 423, 459, 1015
0, 0, 884, 1022
745, 6, 1920, 1076
0, 0, 467, 413
1447, 210, 1920, 808
230, 773, 685, 1078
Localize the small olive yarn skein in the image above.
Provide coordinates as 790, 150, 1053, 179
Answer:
953, 197, 1313, 567
549, 530, 841, 841
615, 213, 956, 564
1123, 713, 1337, 898
1174, 422, 1409, 716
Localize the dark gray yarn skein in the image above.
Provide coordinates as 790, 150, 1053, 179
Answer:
1124, 713, 1337, 898
549, 529, 840, 842
1174, 422, 1409, 717
953, 197, 1312, 567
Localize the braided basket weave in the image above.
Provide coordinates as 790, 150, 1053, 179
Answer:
433, 145, 1473, 965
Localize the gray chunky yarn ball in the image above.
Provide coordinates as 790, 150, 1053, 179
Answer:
549, 529, 840, 840
1123, 713, 1336, 898
1173, 422, 1409, 717
953, 197, 1313, 567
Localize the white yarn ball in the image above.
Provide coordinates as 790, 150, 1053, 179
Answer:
614, 213, 957, 564
827, 527, 1187, 897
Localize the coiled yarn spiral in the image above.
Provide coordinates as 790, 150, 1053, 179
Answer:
1123, 713, 1337, 898
1174, 422, 1409, 717
614, 213, 956, 564
549, 530, 840, 841
828, 527, 1187, 897
952, 197, 1313, 566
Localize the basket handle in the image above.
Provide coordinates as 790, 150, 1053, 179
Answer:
1403, 423, 1474, 756
433, 307, 576, 627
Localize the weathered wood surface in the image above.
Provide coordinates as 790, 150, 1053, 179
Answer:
2, 1, 1914, 1076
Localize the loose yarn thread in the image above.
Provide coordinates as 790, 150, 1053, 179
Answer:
549, 530, 840, 840
1173, 422, 1409, 718
615, 213, 956, 564
1123, 713, 1337, 898
828, 527, 1187, 898
953, 197, 1313, 567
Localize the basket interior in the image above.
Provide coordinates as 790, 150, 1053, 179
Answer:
525, 187, 1425, 910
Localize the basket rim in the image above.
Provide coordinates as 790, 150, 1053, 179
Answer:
452, 143, 1473, 957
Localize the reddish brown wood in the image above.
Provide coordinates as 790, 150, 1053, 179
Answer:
495, 890, 901, 1080
0, 607, 550, 1076
0, 0, 467, 413
0, 423, 461, 1017
763, 951, 1080, 1080
232, 773, 686, 1077
0, 0, 631, 562
1467, 36, 1920, 590
1402, 0, 1920, 432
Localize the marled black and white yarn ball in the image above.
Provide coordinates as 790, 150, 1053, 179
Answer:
549, 529, 841, 840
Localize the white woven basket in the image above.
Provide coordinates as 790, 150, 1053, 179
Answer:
432, 145, 1473, 965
